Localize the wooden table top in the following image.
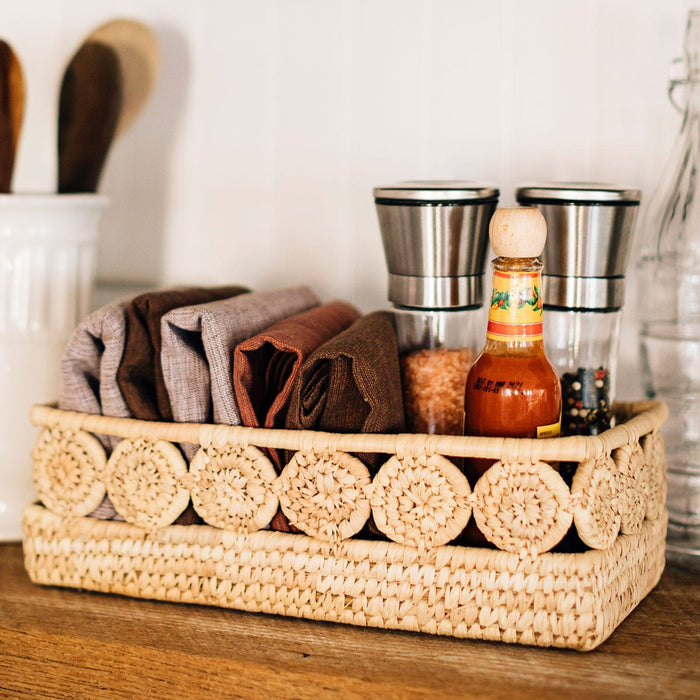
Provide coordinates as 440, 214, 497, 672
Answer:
1, 542, 698, 698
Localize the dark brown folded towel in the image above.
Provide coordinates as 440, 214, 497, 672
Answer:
280, 310, 405, 536
115, 285, 249, 527
233, 300, 361, 447
116, 285, 248, 422
285, 310, 405, 468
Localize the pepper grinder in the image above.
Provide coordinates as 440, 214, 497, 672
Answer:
374, 181, 498, 435
516, 183, 641, 436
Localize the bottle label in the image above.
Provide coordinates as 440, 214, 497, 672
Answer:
487, 270, 543, 341
537, 418, 561, 438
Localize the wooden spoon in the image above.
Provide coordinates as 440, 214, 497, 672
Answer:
0, 40, 25, 193
57, 19, 159, 193
86, 18, 160, 138
57, 40, 123, 193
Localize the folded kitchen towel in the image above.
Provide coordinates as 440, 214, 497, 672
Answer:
116, 285, 249, 423
160, 285, 320, 457
60, 285, 247, 521
284, 310, 405, 471
60, 293, 139, 521
232, 300, 361, 468
117, 285, 248, 527
60, 296, 132, 430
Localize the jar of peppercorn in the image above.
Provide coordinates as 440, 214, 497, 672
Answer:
515, 183, 641, 437
374, 181, 498, 435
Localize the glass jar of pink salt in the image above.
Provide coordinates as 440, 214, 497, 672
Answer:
374, 181, 498, 435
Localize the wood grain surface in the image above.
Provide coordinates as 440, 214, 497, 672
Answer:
1, 543, 697, 698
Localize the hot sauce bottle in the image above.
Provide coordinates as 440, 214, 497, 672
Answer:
463, 207, 562, 488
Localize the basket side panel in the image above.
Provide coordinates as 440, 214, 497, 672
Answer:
22, 505, 666, 651
575, 515, 667, 651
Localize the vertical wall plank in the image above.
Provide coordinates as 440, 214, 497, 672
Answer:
0, 0, 691, 396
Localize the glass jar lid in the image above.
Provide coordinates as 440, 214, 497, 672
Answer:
374, 181, 499, 205
516, 182, 641, 205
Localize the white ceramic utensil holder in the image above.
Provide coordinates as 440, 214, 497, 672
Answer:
0, 194, 107, 540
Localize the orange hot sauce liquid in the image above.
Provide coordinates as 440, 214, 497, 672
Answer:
463, 258, 562, 486
463, 346, 561, 477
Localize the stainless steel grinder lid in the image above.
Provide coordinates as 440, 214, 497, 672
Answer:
374, 181, 499, 309
515, 182, 641, 310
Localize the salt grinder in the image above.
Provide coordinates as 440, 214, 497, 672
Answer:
515, 183, 641, 435
374, 181, 498, 435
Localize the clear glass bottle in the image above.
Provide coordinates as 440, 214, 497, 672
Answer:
463, 208, 562, 484
637, 9, 700, 573
374, 181, 498, 435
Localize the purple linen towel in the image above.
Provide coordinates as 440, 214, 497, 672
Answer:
161, 285, 320, 457
59, 295, 133, 520
60, 296, 132, 442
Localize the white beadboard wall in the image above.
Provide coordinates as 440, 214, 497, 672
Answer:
0, 0, 693, 399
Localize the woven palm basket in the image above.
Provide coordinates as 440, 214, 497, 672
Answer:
23, 400, 668, 651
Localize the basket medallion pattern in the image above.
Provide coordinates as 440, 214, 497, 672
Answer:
571, 456, 621, 550
189, 444, 278, 532
642, 431, 667, 521
25, 401, 669, 651
472, 460, 573, 555
276, 450, 372, 543
614, 443, 646, 535
106, 438, 189, 530
370, 454, 471, 549
32, 427, 107, 517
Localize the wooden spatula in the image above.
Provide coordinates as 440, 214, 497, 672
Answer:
57, 40, 123, 193
0, 40, 25, 193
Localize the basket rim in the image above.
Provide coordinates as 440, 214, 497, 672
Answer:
31, 400, 668, 463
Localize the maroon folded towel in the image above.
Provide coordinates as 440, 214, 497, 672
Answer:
233, 300, 361, 449
116, 285, 249, 422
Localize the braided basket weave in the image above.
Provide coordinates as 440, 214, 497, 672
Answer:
23, 400, 668, 651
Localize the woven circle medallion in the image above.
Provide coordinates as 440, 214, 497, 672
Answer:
371, 454, 471, 548
32, 427, 107, 517
278, 450, 371, 543
614, 444, 646, 535
106, 438, 189, 530
642, 431, 667, 521
472, 460, 572, 554
571, 456, 621, 550
189, 444, 278, 532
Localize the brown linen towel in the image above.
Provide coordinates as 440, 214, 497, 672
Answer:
116, 285, 249, 527
285, 310, 405, 470
281, 310, 405, 535
232, 300, 361, 466
160, 286, 320, 458
116, 285, 249, 423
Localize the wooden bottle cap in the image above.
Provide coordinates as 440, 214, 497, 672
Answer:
489, 206, 547, 258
